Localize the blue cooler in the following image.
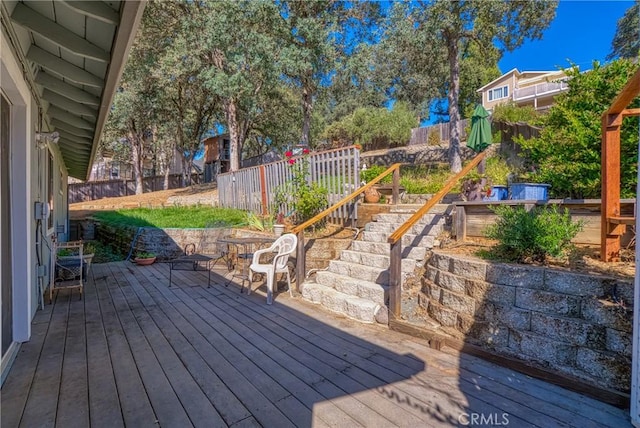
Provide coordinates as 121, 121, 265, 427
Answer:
510, 183, 550, 201
485, 185, 508, 201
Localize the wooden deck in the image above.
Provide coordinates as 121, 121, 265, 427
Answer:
1, 261, 632, 427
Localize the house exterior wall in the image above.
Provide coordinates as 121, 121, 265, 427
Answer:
1, 24, 68, 383
479, 70, 570, 113
481, 74, 515, 111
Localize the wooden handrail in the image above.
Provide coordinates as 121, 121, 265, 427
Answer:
292, 163, 401, 290
291, 163, 401, 234
388, 151, 486, 245
387, 150, 486, 319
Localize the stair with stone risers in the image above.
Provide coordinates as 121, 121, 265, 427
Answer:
301, 204, 450, 324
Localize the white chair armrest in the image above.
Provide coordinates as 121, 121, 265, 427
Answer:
251, 246, 275, 264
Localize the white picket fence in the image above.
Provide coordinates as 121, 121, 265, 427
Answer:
217, 146, 360, 224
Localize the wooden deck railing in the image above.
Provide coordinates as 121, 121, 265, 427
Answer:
386, 151, 487, 318
291, 163, 401, 287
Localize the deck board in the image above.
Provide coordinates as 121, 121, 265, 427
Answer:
1, 261, 632, 428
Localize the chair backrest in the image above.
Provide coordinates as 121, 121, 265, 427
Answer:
273, 233, 297, 269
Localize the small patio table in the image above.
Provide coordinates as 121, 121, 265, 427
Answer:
218, 236, 276, 293
169, 253, 216, 288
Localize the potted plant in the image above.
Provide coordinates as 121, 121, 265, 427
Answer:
273, 212, 285, 237
134, 252, 157, 266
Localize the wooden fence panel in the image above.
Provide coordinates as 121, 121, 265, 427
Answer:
68, 173, 202, 203
217, 146, 360, 224
409, 119, 469, 146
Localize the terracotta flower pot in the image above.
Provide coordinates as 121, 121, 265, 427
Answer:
135, 257, 156, 266
363, 187, 380, 203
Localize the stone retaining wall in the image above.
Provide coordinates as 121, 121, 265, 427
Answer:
419, 251, 634, 393
96, 224, 351, 271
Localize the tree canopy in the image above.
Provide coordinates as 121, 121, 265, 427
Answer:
519, 59, 640, 199
103, 0, 562, 181
608, 0, 639, 60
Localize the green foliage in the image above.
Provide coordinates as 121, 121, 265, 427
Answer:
484, 156, 513, 186
485, 205, 583, 263
322, 102, 418, 149
92, 207, 246, 229
136, 252, 156, 259
360, 165, 392, 184
427, 129, 441, 146
399, 164, 455, 194
518, 59, 640, 198
491, 102, 542, 125
274, 153, 329, 226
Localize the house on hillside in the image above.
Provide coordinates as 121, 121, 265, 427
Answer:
477, 68, 570, 112
203, 134, 232, 181
0, 0, 145, 383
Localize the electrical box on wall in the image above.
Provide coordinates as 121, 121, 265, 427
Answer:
34, 201, 50, 220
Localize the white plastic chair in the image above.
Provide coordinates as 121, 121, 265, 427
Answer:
248, 233, 297, 304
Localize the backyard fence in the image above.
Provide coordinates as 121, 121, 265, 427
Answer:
217, 146, 360, 224
68, 173, 202, 203
409, 119, 470, 146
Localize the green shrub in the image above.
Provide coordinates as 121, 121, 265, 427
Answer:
360, 165, 392, 184
491, 102, 541, 125
274, 152, 329, 226
484, 205, 583, 263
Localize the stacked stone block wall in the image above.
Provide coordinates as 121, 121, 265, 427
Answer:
420, 251, 633, 393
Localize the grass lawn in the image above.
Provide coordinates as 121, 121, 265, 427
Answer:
91, 206, 247, 228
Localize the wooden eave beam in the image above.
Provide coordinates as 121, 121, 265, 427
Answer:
27, 46, 104, 88
606, 68, 640, 115
622, 108, 640, 117
47, 106, 95, 130
57, 130, 91, 146
51, 119, 94, 139
43, 90, 97, 118
11, 3, 109, 62
58, 136, 92, 150
59, 1, 120, 25
58, 143, 92, 155
36, 72, 100, 106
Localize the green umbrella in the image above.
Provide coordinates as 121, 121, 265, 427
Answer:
466, 104, 492, 153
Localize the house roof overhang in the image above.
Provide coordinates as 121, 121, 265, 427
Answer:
2, 0, 145, 180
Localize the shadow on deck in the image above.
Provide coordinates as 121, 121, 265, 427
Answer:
1, 261, 631, 427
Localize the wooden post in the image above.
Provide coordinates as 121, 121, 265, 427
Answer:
259, 165, 268, 216
388, 241, 402, 319
296, 230, 305, 293
454, 205, 466, 241
601, 113, 622, 261
392, 167, 400, 205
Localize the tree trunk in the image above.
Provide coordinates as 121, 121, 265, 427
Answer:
164, 165, 170, 190
130, 132, 144, 195
446, 34, 462, 173
225, 98, 241, 171
301, 81, 313, 146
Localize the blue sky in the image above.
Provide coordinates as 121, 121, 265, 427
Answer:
499, 0, 633, 73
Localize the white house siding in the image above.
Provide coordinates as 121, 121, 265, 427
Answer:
0, 24, 68, 384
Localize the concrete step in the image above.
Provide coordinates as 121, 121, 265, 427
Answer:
350, 240, 427, 260
361, 231, 437, 248
372, 212, 437, 224
300, 282, 386, 324
315, 271, 388, 305
365, 220, 445, 235
389, 203, 451, 214
328, 260, 389, 283
339, 249, 416, 271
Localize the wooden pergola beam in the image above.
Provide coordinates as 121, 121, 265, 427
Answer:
601, 68, 640, 262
